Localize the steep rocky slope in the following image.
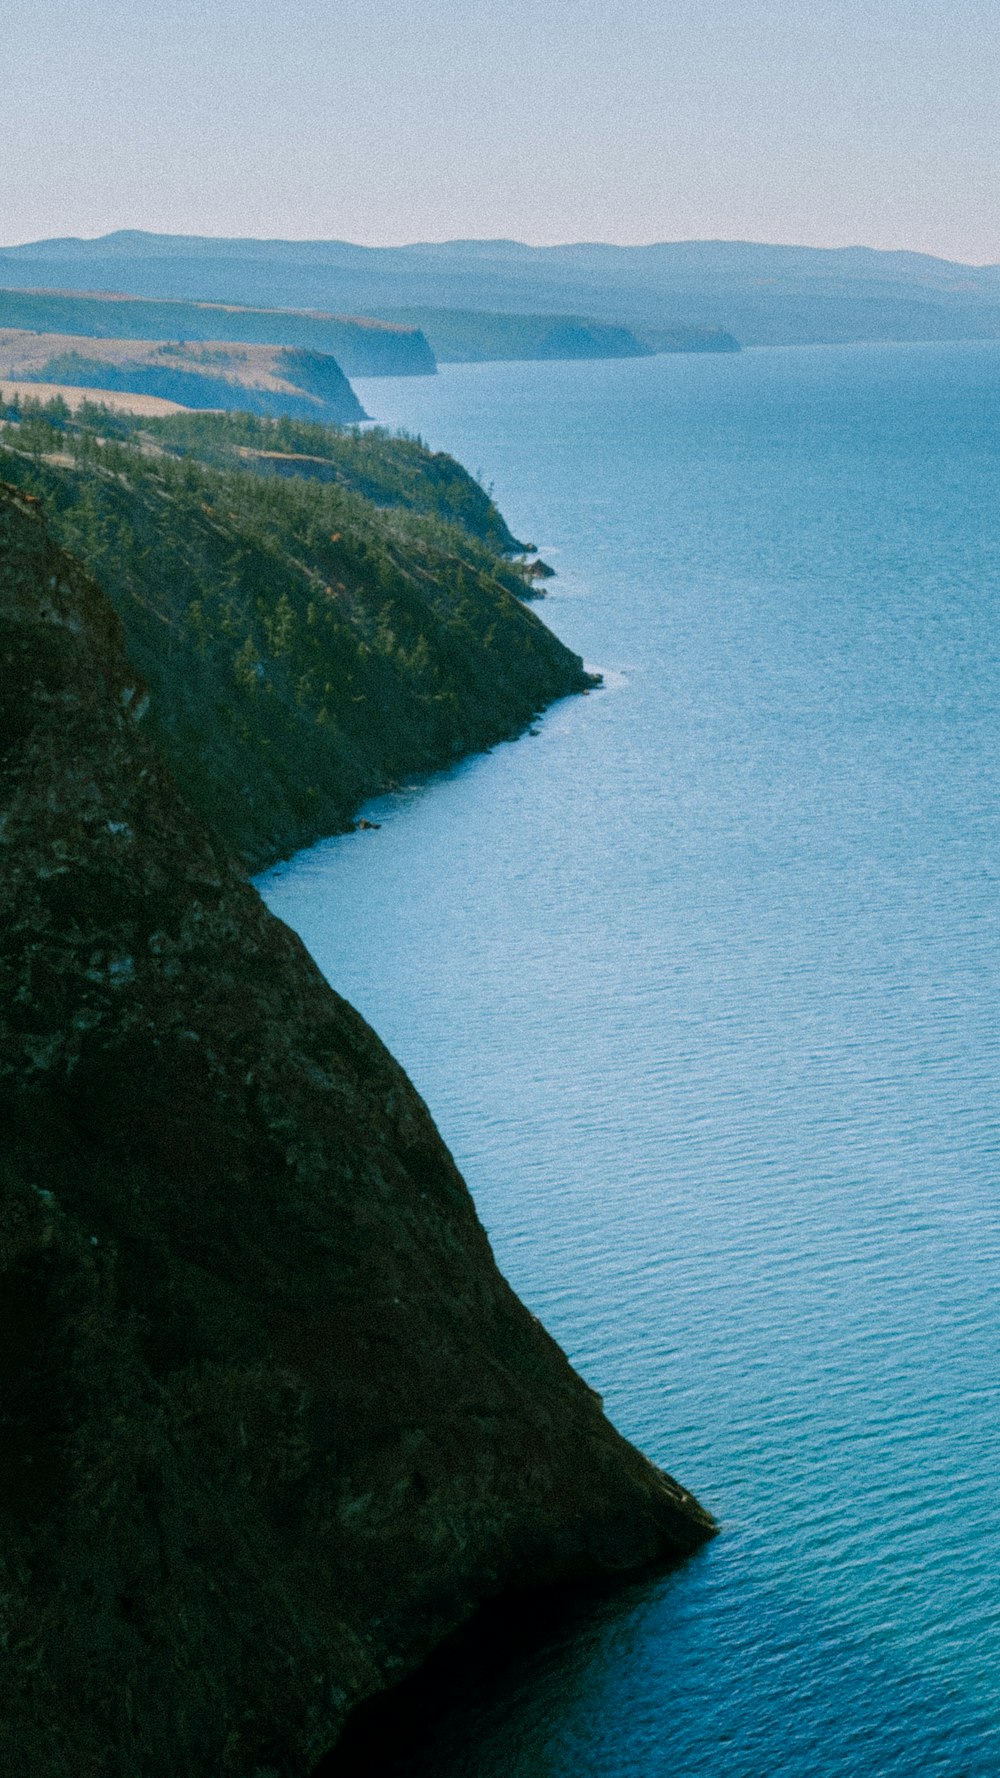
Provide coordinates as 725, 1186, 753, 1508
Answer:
0, 404, 583, 868
0, 483, 714, 1776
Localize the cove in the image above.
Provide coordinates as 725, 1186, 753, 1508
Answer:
259, 343, 1000, 1776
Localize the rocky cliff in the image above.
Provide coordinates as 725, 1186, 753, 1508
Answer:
0, 404, 588, 870
0, 481, 713, 1776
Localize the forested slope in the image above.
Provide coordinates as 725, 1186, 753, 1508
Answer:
0, 401, 589, 867
0, 478, 714, 1778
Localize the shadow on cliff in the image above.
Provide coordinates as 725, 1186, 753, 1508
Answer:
0, 482, 713, 1775
319, 1546, 1000, 1778
313, 1565, 699, 1776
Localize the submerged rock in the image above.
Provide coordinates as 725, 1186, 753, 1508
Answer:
0, 483, 714, 1776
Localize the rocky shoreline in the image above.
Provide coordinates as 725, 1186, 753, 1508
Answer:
0, 481, 713, 1775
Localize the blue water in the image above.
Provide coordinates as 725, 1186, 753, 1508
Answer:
259, 344, 1000, 1775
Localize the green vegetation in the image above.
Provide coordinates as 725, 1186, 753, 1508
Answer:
0, 399, 591, 866
0, 479, 710, 1778
111, 405, 527, 550
0, 286, 437, 375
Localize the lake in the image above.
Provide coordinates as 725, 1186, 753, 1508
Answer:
259, 343, 1000, 1776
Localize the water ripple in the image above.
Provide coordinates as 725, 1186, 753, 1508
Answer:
264, 344, 1000, 1776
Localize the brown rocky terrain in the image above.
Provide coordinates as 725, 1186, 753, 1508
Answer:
0, 483, 713, 1776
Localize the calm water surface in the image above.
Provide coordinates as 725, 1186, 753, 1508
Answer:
260, 345, 1000, 1775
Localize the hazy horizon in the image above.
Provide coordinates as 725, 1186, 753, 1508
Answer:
3, 228, 999, 272
8, 0, 998, 265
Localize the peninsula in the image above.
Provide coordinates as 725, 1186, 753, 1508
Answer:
0, 327, 366, 424
0, 286, 436, 378
0, 400, 585, 864
0, 412, 714, 1776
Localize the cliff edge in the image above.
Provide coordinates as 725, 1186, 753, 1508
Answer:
0, 403, 587, 870
0, 484, 713, 1777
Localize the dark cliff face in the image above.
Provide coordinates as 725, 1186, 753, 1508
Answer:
0, 407, 587, 872
0, 486, 713, 1777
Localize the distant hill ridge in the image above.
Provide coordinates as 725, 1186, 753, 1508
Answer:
0, 280, 734, 367
6, 230, 1000, 347
367, 306, 737, 361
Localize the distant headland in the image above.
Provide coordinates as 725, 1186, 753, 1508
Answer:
5, 231, 1000, 353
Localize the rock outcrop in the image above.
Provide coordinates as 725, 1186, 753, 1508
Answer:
0, 484, 713, 1777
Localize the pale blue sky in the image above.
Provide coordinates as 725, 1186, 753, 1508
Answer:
5, 0, 998, 261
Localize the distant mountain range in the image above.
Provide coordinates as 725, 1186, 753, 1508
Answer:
3, 232, 1000, 348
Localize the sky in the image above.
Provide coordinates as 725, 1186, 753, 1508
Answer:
5, 0, 999, 262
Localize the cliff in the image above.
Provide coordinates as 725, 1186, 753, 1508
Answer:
125, 407, 527, 551
0, 327, 367, 424
0, 481, 714, 1775
374, 308, 742, 363
0, 403, 576, 869
371, 307, 655, 363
